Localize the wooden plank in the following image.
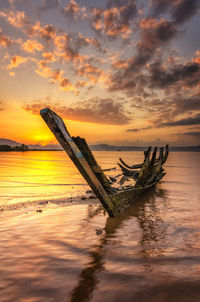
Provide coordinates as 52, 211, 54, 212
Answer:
119, 146, 152, 170
40, 108, 115, 216
145, 147, 164, 185
119, 158, 143, 170
134, 147, 153, 187
162, 145, 169, 164
117, 163, 139, 180
72, 136, 113, 193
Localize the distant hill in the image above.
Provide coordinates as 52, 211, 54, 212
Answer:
28, 143, 62, 150
90, 144, 200, 152
0, 139, 62, 150
90, 144, 147, 151
0, 138, 200, 152
169, 146, 200, 152
0, 138, 22, 146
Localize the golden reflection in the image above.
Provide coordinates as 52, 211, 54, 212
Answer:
68, 186, 168, 302
0, 151, 85, 207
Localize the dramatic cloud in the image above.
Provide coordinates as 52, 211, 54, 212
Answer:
151, 0, 200, 24
159, 96, 200, 121
63, 0, 87, 20
126, 113, 200, 133
22, 98, 131, 125
59, 78, 76, 92
41, 52, 55, 62
129, 93, 200, 129
77, 63, 103, 83
0, 9, 58, 43
55, 32, 105, 56
149, 61, 200, 89
35, 61, 76, 91
182, 131, 200, 138
22, 39, 43, 53
108, 18, 178, 92
91, 0, 137, 38
6, 55, 30, 69
160, 113, 200, 127
35, 61, 64, 83
0, 10, 30, 28
0, 28, 13, 47
39, 24, 56, 41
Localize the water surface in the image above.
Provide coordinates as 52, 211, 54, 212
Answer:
0, 151, 200, 301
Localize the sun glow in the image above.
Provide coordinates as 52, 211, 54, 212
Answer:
32, 134, 53, 146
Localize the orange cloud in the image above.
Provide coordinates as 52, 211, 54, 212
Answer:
76, 80, 88, 88
39, 24, 56, 41
0, 29, 13, 47
50, 70, 63, 83
22, 39, 43, 53
112, 58, 130, 69
22, 97, 131, 125
103, 7, 131, 38
35, 60, 63, 84
9, 71, 15, 77
139, 17, 160, 29
0, 9, 57, 44
35, 60, 51, 78
91, 2, 137, 38
64, 0, 87, 19
0, 10, 29, 28
42, 52, 55, 62
54, 33, 85, 64
54, 34, 66, 51
91, 8, 103, 31
35, 58, 76, 92
6, 55, 29, 69
194, 50, 200, 64
59, 78, 76, 92
77, 63, 103, 83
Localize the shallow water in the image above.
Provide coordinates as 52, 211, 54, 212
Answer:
0, 151, 140, 208
0, 151, 200, 301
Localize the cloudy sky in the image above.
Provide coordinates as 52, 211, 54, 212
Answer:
0, 0, 200, 146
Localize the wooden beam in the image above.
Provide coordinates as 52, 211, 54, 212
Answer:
72, 136, 113, 193
40, 108, 115, 216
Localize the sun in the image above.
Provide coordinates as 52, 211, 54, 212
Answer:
32, 134, 54, 146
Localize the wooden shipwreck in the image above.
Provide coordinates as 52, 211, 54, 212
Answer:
40, 108, 169, 217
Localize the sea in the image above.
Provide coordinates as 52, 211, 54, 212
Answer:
0, 150, 200, 302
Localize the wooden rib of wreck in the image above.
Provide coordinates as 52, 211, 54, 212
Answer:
40, 108, 169, 217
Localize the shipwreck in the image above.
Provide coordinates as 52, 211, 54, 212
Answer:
40, 108, 169, 217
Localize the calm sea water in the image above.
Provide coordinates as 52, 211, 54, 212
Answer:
0, 151, 200, 302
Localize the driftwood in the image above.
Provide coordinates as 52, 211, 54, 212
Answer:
40, 108, 169, 217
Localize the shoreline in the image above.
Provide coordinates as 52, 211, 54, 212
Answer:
0, 194, 99, 214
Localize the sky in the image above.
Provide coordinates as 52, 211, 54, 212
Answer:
0, 0, 200, 147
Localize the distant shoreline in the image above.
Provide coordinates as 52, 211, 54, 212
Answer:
0, 148, 200, 152
1, 138, 200, 152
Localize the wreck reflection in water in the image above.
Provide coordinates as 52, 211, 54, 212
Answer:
69, 187, 167, 302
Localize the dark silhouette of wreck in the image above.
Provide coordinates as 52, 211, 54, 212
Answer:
40, 108, 169, 217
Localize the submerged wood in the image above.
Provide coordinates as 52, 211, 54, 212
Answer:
40, 108, 169, 217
